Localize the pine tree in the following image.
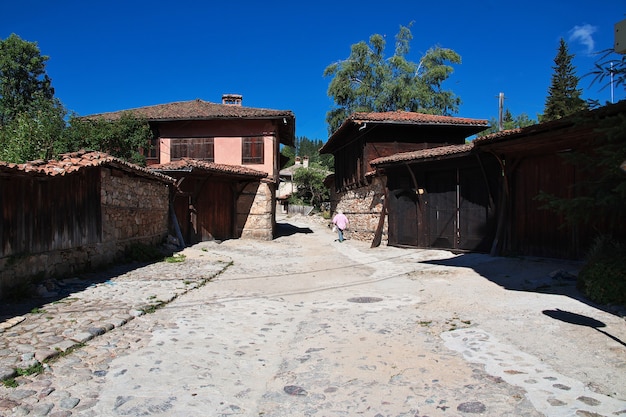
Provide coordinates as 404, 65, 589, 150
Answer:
542, 38, 587, 122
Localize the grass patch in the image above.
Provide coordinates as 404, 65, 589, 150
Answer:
164, 254, 186, 263
16, 362, 44, 377
141, 301, 165, 314
2, 378, 18, 388
30, 307, 46, 314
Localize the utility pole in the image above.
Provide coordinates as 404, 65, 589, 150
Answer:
497, 92, 505, 131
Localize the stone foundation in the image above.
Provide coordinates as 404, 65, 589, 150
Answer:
331, 177, 387, 244
237, 181, 275, 241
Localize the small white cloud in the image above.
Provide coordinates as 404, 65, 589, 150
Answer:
569, 24, 597, 55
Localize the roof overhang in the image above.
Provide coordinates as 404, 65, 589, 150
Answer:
320, 111, 488, 154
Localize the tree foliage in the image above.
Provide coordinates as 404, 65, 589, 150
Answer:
542, 38, 587, 122
586, 48, 626, 108
0, 95, 66, 163
536, 108, 626, 233
476, 109, 536, 137
323, 23, 462, 133
0, 34, 54, 126
281, 136, 333, 171
538, 45, 626, 231
62, 113, 153, 165
0, 34, 67, 163
0, 34, 154, 165
291, 163, 330, 209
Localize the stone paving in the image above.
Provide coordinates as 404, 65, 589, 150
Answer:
0, 214, 625, 417
0, 255, 231, 383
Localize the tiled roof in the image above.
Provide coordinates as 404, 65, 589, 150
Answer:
473, 128, 524, 143
320, 111, 488, 154
151, 158, 268, 179
371, 143, 474, 166
0, 150, 175, 183
474, 100, 626, 146
348, 111, 488, 126
84, 99, 294, 121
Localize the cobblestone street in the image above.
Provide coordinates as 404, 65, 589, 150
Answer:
1, 214, 625, 416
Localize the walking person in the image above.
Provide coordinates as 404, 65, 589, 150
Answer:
332, 210, 349, 242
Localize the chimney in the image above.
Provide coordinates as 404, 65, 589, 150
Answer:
303, 156, 309, 168
295, 156, 301, 165
222, 94, 242, 106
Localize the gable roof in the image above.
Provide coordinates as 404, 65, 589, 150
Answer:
345, 111, 488, 126
151, 158, 268, 179
320, 111, 488, 154
85, 99, 294, 121
0, 150, 175, 183
83, 98, 296, 147
371, 143, 475, 166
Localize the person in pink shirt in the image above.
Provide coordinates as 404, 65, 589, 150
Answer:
332, 210, 349, 242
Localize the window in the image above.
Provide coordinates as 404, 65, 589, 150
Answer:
171, 138, 214, 161
142, 137, 159, 160
242, 137, 264, 164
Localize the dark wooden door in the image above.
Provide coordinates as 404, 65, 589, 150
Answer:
388, 189, 419, 247
424, 171, 457, 248
196, 181, 233, 241
458, 166, 493, 252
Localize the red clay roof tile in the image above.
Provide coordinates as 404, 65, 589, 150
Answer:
0, 150, 175, 183
349, 111, 488, 126
84, 99, 294, 121
151, 158, 268, 178
371, 143, 474, 166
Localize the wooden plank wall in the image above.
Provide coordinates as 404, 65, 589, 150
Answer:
1, 169, 102, 257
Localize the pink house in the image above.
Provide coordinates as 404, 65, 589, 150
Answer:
87, 95, 295, 242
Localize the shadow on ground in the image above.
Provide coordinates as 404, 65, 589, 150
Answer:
421, 253, 625, 318
0, 261, 156, 323
543, 309, 626, 347
275, 222, 313, 237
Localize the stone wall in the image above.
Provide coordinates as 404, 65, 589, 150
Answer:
331, 177, 387, 244
0, 168, 170, 300
237, 181, 275, 240
100, 168, 169, 247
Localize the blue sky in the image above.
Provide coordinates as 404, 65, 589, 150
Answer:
2, 0, 625, 141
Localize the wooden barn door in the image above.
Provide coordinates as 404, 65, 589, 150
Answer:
388, 189, 419, 247
196, 181, 233, 241
458, 166, 494, 252
423, 171, 457, 248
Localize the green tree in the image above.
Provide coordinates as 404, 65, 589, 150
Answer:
542, 38, 587, 122
291, 163, 330, 209
281, 136, 334, 171
0, 34, 54, 126
0, 34, 66, 163
477, 109, 536, 137
0, 94, 66, 163
61, 113, 153, 165
324, 23, 462, 133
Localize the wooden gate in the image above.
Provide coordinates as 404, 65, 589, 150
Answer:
174, 179, 234, 243
388, 189, 419, 247
387, 164, 495, 252
423, 171, 457, 248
